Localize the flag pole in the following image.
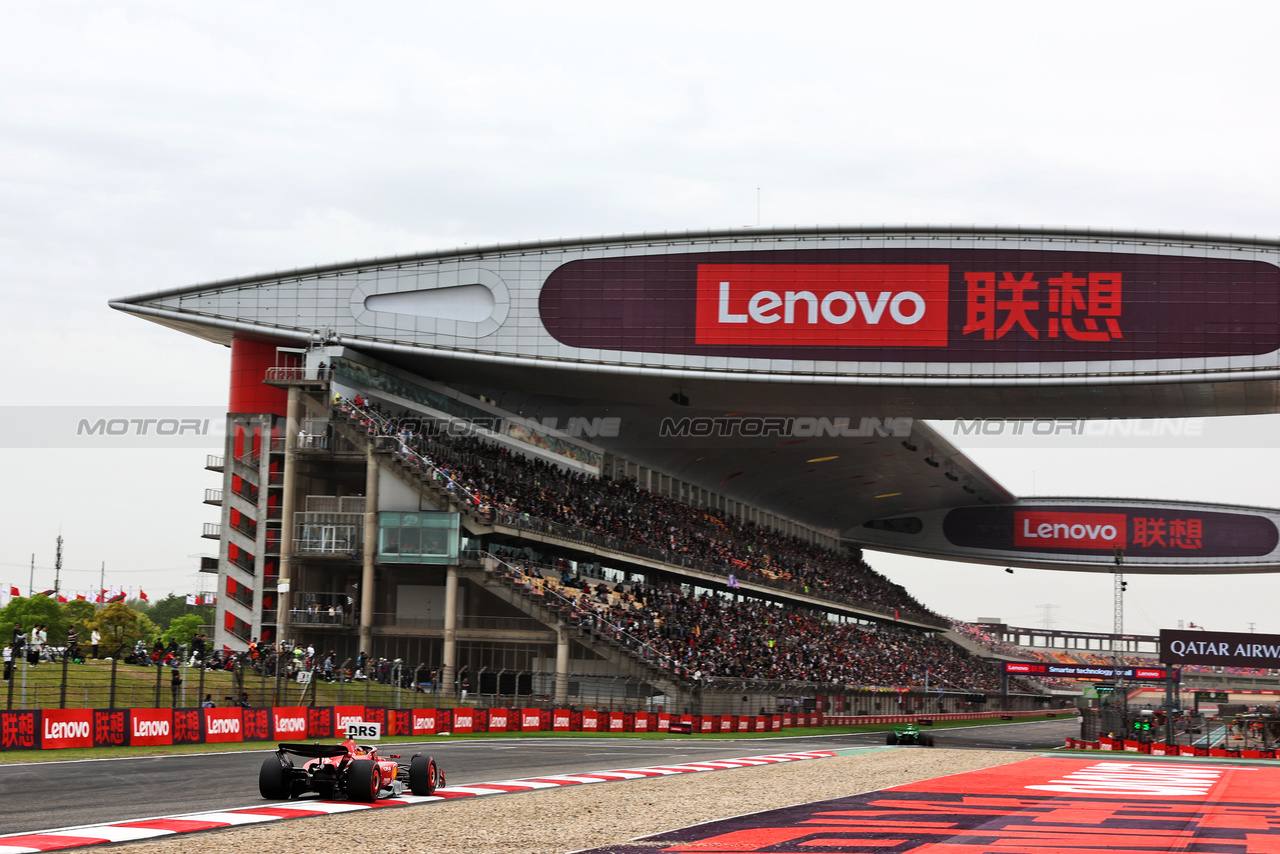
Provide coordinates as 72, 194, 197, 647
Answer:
99, 561, 105, 610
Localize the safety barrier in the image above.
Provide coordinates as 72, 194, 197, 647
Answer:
1064, 735, 1276, 759
0, 707, 1049, 751
821, 710, 1056, 726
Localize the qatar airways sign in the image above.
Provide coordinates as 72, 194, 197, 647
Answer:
1014, 511, 1126, 550
695, 264, 949, 347
1161, 629, 1280, 667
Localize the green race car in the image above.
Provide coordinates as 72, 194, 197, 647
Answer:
886, 722, 935, 747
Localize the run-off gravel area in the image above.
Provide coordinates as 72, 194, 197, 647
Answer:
102, 749, 1032, 854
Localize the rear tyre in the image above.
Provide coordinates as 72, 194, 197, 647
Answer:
259, 756, 290, 800
348, 759, 380, 802
409, 755, 439, 796
886, 732, 898, 745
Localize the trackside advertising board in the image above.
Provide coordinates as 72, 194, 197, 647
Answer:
1161, 628, 1280, 668
40, 709, 93, 749
1004, 662, 1167, 681
0, 705, 1041, 751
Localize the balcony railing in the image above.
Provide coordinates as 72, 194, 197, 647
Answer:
202, 523, 221, 540
264, 366, 333, 385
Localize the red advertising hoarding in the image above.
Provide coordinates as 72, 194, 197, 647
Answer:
41, 709, 93, 750
272, 708, 307, 740
203, 708, 243, 743
129, 709, 173, 747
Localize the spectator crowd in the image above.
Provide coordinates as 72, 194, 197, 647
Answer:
338, 396, 945, 626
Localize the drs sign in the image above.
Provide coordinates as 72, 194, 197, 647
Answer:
345, 721, 381, 740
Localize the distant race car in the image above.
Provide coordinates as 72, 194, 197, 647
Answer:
886, 723, 935, 747
259, 738, 446, 802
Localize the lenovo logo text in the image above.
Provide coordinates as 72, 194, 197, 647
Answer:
45, 720, 91, 740
1013, 511, 1127, 550
695, 264, 949, 347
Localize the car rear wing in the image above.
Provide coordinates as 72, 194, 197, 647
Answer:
277, 743, 351, 758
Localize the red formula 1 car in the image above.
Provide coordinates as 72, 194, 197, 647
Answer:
259, 738, 445, 802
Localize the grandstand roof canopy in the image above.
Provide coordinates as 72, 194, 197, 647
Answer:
112, 226, 1280, 575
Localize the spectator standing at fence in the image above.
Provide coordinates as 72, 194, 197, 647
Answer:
201, 693, 215, 708
170, 668, 183, 706
91, 628, 101, 659
2, 643, 10, 681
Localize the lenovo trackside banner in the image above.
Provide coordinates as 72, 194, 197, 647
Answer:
943, 505, 1279, 558
1161, 628, 1280, 667
539, 249, 1280, 361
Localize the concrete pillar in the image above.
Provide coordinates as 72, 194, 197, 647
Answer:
554, 625, 571, 705
441, 564, 458, 694
277, 387, 301, 644
359, 446, 378, 656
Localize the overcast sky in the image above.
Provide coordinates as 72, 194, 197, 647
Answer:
3, 2, 1279, 637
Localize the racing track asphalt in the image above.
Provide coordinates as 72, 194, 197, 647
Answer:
0, 717, 1078, 837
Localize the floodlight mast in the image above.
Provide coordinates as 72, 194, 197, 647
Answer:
1112, 548, 1125, 714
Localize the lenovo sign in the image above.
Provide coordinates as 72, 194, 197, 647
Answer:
203, 709, 243, 743
695, 264, 949, 347
41, 710, 94, 749
1014, 511, 1126, 550
130, 709, 174, 746
273, 709, 308, 739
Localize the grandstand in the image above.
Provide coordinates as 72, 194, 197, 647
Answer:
111, 226, 1280, 713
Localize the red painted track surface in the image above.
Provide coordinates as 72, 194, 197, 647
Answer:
580, 755, 1280, 853
0, 751, 835, 853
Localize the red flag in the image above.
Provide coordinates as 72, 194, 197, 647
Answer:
9, 586, 19, 597
139, 589, 148, 602
108, 592, 126, 603
95, 590, 105, 603
75, 594, 86, 601
57, 594, 68, 604
37, 590, 54, 597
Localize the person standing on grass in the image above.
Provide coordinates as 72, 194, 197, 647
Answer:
91, 628, 101, 659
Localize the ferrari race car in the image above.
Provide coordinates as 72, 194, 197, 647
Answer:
886, 723, 935, 747
259, 738, 446, 802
